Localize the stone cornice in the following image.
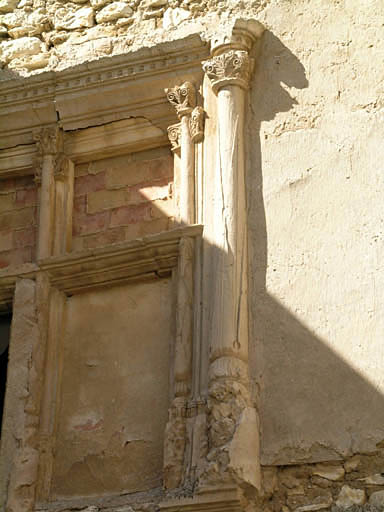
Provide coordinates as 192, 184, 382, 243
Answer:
160, 486, 246, 512
0, 34, 209, 150
0, 226, 203, 309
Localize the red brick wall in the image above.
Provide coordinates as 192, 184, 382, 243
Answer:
72, 147, 174, 251
0, 176, 38, 269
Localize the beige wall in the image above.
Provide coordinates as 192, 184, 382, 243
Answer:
247, 1, 384, 465
51, 278, 173, 498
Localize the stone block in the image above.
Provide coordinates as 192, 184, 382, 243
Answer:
13, 227, 35, 249
0, 246, 32, 268
72, 211, 108, 236
313, 464, 345, 481
105, 155, 172, 190
0, 192, 14, 213
90, 0, 110, 8
335, 486, 366, 508
0, 208, 35, 231
0, 36, 45, 63
83, 227, 125, 249
15, 188, 37, 208
0, 229, 12, 252
73, 195, 87, 215
128, 179, 171, 204
0, 0, 18, 13
124, 217, 170, 240
150, 198, 174, 219
109, 203, 152, 227
369, 490, 384, 507
87, 188, 127, 214
54, 6, 94, 30
95, 2, 133, 23
8, 52, 50, 70
75, 172, 106, 196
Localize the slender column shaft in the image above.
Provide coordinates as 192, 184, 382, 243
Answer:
37, 154, 55, 259
210, 85, 248, 365
180, 115, 195, 224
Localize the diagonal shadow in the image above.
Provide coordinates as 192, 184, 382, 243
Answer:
247, 30, 384, 465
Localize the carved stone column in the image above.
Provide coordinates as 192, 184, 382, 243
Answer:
166, 82, 205, 225
33, 126, 74, 259
201, 19, 264, 490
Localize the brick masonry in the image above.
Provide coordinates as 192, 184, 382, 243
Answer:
0, 176, 37, 269
72, 147, 174, 251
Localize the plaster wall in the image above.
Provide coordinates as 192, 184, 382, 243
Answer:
51, 278, 173, 498
246, 1, 384, 465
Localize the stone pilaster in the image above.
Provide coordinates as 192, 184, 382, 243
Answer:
166, 82, 205, 225
201, 19, 264, 490
33, 126, 74, 259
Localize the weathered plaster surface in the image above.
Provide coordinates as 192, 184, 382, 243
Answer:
51, 279, 173, 498
247, 1, 384, 464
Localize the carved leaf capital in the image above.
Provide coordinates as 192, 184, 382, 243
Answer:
165, 81, 196, 118
167, 122, 181, 153
189, 106, 205, 143
202, 50, 252, 93
33, 126, 63, 156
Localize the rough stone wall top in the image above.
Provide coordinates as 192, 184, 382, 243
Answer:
0, 0, 263, 75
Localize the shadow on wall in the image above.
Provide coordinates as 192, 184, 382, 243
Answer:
246, 30, 384, 465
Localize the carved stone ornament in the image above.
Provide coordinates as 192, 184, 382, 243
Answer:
167, 123, 181, 153
189, 106, 205, 143
202, 50, 252, 93
165, 81, 196, 118
33, 126, 64, 183
54, 154, 72, 181
33, 126, 63, 156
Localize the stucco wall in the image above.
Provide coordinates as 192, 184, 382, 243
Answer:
247, 1, 384, 465
51, 278, 173, 498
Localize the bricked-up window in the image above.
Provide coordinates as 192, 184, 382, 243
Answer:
0, 313, 11, 438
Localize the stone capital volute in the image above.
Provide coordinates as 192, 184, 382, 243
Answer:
165, 81, 196, 119
203, 18, 264, 93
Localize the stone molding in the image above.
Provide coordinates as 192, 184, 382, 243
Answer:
0, 34, 209, 150
0, 226, 203, 303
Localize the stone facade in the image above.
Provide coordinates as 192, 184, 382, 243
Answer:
0, 3, 384, 512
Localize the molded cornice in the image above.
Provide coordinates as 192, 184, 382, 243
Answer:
0, 34, 209, 150
0, 225, 203, 309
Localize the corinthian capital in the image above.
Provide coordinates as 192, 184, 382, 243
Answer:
203, 50, 252, 93
165, 81, 196, 118
33, 125, 63, 156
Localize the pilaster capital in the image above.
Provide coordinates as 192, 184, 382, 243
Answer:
33, 125, 63, 157
189, 106, 205, 143
167, 122, 181, 153
203, 18, 264, 93
165, 81, 196, 118
202, 50, 252, 93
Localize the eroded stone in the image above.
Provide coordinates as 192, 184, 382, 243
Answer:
0, 36, 45, 63
95, 2, 133, 23
336, 486, 366, 508
54, 6, 94, 30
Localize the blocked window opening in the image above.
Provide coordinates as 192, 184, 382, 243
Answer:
0, 313, 11, 438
